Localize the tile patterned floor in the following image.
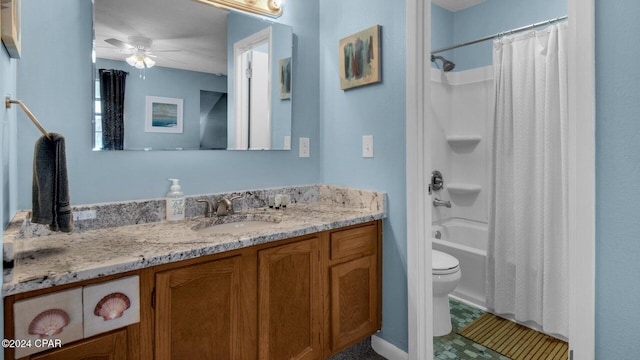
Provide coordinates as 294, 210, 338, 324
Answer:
330, 298, 513, 360
434, 298, 511, 360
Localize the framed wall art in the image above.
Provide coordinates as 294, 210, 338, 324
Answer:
145, 96, 184, 133
1, 0, 21, 58
339, 25, 381, 90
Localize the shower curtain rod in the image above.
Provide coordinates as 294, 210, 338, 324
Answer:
431, 15, 568, 55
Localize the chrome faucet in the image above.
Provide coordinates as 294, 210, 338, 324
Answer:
215, 196, 242, 216
196, 199, 216, 218
433, 198, 451, 208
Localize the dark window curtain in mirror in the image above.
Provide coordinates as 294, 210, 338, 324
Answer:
99, 69, 128, 150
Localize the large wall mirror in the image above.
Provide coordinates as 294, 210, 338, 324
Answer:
93, 0, 293, 151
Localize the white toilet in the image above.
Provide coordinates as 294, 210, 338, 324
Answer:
432, 249, 461, 336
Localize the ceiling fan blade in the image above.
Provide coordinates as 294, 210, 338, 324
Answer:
104, 38, 134, 50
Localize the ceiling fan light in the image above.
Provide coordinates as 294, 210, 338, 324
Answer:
143, 57, 155, 68
126, 54, 137, 66
134, 60, 145, 69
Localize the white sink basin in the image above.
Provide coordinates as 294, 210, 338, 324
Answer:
192, 214, 281, 235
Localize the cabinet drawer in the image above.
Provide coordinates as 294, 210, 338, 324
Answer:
83, 276, 140, 338
330, 224, 377, 261
13, 288, 84, 358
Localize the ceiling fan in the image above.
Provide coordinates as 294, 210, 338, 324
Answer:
103, 36, 177, 69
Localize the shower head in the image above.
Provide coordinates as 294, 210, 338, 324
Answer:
431, 55, 456, 72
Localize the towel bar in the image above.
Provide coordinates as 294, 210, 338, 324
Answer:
5, 96, 52, 141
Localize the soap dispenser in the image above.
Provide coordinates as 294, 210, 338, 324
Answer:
166, 178, 185, 221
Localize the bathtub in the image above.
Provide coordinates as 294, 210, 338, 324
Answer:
432, 219, 488, 309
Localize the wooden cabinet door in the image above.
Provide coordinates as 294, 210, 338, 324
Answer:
258, 238, 321, 360
329, 254, 379, 352
30, 329, 127, 360
155, 256, 242, 360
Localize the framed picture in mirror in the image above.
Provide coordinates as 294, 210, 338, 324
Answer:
145, 96, 184, 134
279, 57, 291, 99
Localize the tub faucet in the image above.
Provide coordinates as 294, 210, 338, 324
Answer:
216, 196, 242, 216
433, 198, 451, 208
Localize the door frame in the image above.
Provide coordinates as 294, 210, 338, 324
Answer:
232, 26, 272, 150
405, 0, 596, 358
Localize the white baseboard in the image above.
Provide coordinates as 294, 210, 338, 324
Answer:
371, 335, 409, 360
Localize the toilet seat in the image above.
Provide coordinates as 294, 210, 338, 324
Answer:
432, 249, 460, 275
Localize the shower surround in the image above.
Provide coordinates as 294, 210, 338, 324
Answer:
430, 65, 493, 308
430, 65, 493, 226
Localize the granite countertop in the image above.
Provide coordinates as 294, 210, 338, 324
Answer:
2, 201, 384, 297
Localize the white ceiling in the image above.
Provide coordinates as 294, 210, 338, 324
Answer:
94, 0, 229, 75
95, 0, 484, 75
432, 0, 486, 12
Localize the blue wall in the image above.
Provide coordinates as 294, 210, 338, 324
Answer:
430, 4, 454, 69
95, 58, 227, 150
319, 0, 408, 351
594, 0, 640, 357
1, 43, 17, 230
1, 18, 18, 343
432, 0, 567, 71
15, 0, 319, 208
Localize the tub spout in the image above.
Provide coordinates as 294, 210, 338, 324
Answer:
433, 198, 451, 208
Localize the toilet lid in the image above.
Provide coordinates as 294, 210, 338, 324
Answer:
432, 250, 459, 275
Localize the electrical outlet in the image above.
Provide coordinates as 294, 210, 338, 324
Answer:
299, 137, 310, 158
73, 210, 97, 221
363, 135, 374, 158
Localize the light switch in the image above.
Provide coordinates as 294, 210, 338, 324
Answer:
362, 135, 374, 158
299, 138, 310, 158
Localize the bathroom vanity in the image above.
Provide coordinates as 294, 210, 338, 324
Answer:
2, 185, 385, 359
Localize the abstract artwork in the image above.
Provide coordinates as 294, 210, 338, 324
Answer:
279, 57, 292, 99
339, 25, 381, 90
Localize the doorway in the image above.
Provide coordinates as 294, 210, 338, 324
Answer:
405, 0, 595, 359
233, 27, 273, 150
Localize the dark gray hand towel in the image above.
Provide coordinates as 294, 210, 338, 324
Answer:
32, 133, 74, 232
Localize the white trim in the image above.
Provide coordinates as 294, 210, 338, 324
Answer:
371, 335, 409, 360
406, 0, 432, 359
408, 1, 595, 360
567, 0, 596, 358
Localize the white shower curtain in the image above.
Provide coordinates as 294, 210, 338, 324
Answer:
487, 23, 569, 338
